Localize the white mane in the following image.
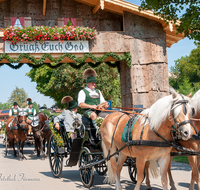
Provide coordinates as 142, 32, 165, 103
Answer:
190, 90, 200, 116
147, 93, 190, 131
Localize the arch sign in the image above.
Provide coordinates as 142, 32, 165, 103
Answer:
5, 40, 89, 53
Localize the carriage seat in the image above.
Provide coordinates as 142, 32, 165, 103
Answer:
134, 105, 144, 113
82, 116, 100, 145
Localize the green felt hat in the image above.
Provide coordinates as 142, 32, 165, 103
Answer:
13, 102, 18, 105
86, 75, 97, 83
68, 100, 78, 110
28, 101, 33, 105
83, 68, 97, 83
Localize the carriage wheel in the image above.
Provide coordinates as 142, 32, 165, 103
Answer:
95, 155, 107, 175
79, 147, 94, 188
48, 135, 63, 178
128, 158, 145, 184
79, 124, 85, 138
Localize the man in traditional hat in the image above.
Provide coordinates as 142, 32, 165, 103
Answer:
9, 101, 20, 116
25, 98, 36, 125
8, 101, 21, 128
78, 68, 109, 131
54, 96, 82, 140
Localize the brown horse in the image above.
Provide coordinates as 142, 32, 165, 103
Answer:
31, 112, 52, 160
5, 109, 29, 161
166, 90, 200, 190
101, 92, 194, 190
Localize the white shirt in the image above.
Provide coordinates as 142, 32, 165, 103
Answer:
9, 106, 21, 116
78, 87, 106, 105
25, 106, 36, 116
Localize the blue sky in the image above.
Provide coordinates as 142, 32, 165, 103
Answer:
0, 0, 196, 108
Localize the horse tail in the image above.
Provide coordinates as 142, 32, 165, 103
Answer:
102, 140, 116, 184
149, 159, 160, 178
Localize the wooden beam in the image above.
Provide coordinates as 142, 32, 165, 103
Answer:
75, 0, 98, 7
93, 1, 101, 14
43, 0, 47, 16
0, 0, 7, 2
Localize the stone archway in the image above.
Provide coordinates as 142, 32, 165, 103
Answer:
0, 0, 185, 108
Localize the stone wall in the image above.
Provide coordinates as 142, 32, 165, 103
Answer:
120, 12, 169, 108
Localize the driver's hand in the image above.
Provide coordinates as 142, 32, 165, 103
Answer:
90, 105, 97, 109
103, 102, 109, 110
55, 122, 60, 130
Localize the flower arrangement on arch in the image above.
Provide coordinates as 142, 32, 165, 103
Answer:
3, 25, 97, 44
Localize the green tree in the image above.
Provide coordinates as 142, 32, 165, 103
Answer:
140, 0, 200, 41
43, 104, 47, 107
169, 44, 200, 94
8, 87, 28, 108
33, 102, 39, 113
26, 63, 121, 108
42, 109, 51, 118
0, 102, 12, 109
178, 78, 193, 95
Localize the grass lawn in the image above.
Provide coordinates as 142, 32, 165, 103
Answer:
172, 156, 189, 164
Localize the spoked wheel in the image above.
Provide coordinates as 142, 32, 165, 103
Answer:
48, 135, 63, 178
79, 147, 94, 188
79, 123, 85, 138
95, 155, 107, 175
128, 158, 145, 184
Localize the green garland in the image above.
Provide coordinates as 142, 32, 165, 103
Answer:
0, 52, 132, 69
49, 121, 64, 147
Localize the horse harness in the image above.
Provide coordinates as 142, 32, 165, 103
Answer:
105, 97, 200, 162
170, 95, 199, 136
80, 101, 200, 171
6, 115, 29, 137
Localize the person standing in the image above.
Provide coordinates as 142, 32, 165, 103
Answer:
78, 68, 109, 131
54, 96, 82, 140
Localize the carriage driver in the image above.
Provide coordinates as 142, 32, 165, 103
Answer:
25, 98, 36, 125
54, 96, 82, 140
8, 101, 21, 128
9, 102, 20, 116
78, 68, 109, 131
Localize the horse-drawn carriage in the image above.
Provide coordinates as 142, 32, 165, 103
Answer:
48, 114, 140, 188
48, 91, 200, 190
4, 109, 51, 160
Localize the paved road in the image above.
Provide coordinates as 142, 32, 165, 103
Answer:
0, 134, 197, 190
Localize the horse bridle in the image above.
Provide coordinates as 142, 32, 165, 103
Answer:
18, 115, 28, 124
171, 96, 199, 135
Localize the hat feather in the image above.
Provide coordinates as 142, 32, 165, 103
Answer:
26, 98, 32, 102
83, 68, 97, 78
61, 96, 73, 104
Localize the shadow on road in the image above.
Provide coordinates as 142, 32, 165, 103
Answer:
171, 161, 191, 172
40, 169, 164, 190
